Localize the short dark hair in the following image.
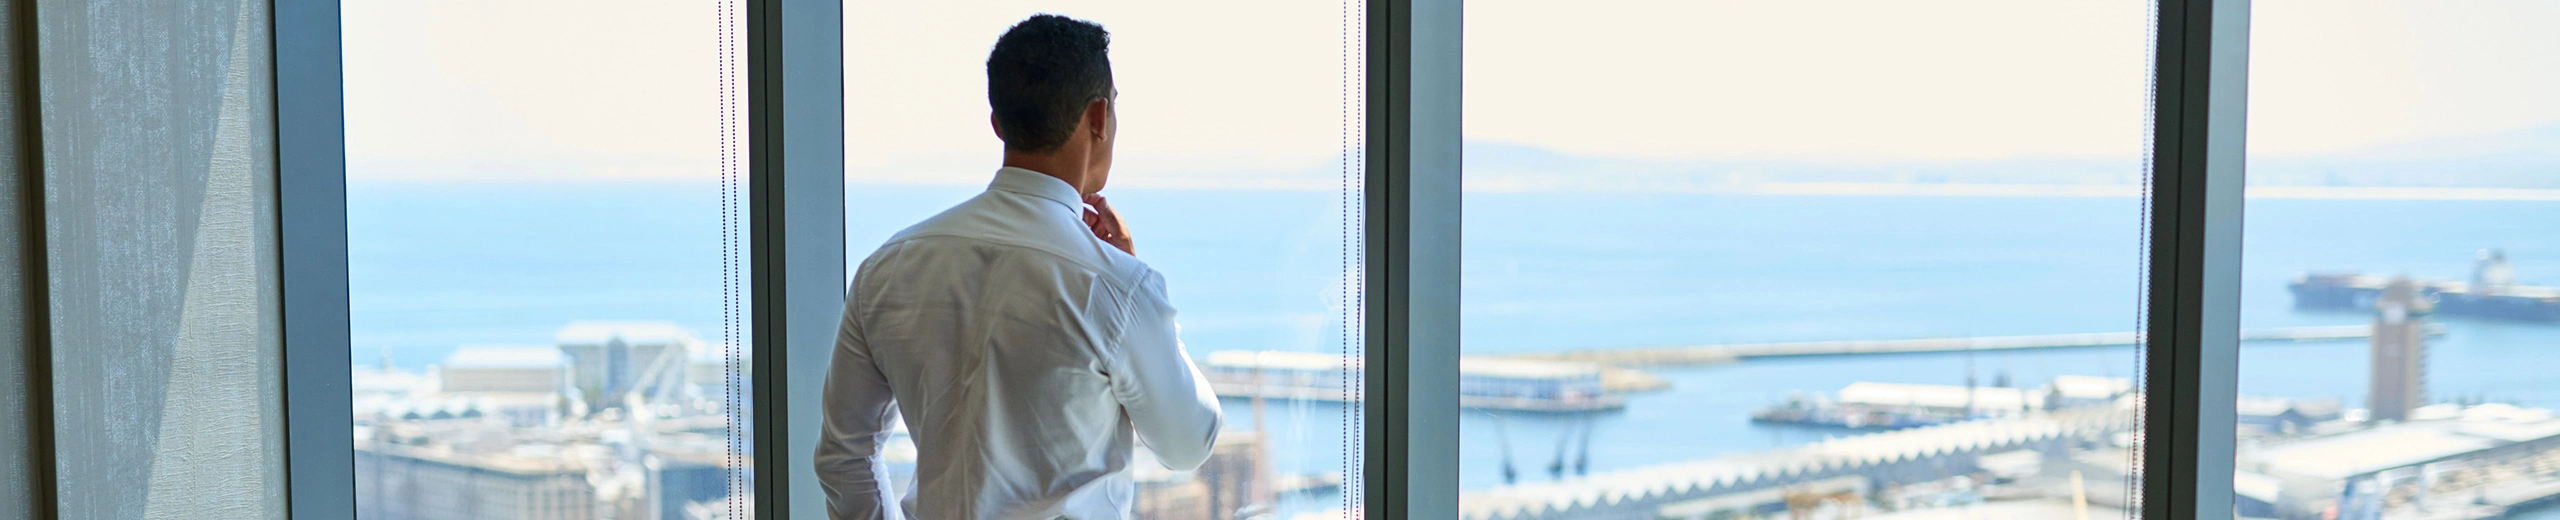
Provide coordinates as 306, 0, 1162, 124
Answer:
987, 14, 1114, 153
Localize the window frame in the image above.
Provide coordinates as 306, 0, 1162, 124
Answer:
1369, 0, 1463, 517
276, 0, 353, 516
262, 0, 2254, 519
2143, 0, 2249, 518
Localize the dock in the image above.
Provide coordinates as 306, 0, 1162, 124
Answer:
1500, 325, 2440, 368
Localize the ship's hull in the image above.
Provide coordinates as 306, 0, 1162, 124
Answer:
2289, 274, 2560, 322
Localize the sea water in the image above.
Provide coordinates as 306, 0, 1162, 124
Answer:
349, 180, 2560, 511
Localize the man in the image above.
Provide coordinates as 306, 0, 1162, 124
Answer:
815, 14, 1224, 520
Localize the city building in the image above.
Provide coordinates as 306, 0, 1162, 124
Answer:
2045, 375, 2135, 410
647, 443, 745, 520
2369, 277, 2433, 423
1133, 432, 1271, 520
2239, 403, 2560, 519
1456, 357, 1620, 412
2236, 396, 2344, 435
557, 322, 702, 415
355, 435, 601, 520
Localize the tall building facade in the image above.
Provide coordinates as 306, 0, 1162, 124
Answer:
556, 322, 700, 415
2369, 277, 2433, 423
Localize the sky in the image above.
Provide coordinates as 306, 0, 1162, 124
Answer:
342, 0, 2560, 184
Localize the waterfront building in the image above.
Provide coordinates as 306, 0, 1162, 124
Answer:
2238, 403, 2560, 519
557, 322, 701, 414
2369, 278, 2432, 423
1456, 358, 1616, 412
441, 345, 568, 394
2045, 375, 2134, 410
1201, 350, 1624, 412
1201, 350, 1361, 402
2236, 396, 2344, 435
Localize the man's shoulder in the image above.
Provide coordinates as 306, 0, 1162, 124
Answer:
855, 190, 1162, 296
864, 225, 1160, 295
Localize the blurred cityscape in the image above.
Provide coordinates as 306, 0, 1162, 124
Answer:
349, 321, 1332, 520
353, 322, 751, 520
1436, 252, 2560, 520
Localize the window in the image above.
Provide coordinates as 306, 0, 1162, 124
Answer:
2233, 2, 2560, 518
839, 2, 1367, 518
1460, 1, 2155, 519
341, 1, 753, 518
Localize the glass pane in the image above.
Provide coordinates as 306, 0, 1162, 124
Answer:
2237, 2, 2560, 519
839, 3, 1365, 519
343, 1, 754, 517
1462, 1, 2154, 519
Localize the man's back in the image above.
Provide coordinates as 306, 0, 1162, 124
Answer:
816, 167, 1223, 520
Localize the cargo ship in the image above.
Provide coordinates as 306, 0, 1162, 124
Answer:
2289, 249, 2560, 322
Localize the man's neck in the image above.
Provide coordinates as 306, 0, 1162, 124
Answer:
1002, 152, 1090, 195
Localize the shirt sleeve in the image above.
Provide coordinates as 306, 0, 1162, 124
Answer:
1106, 271, 1226, 470
815, 299, 903, 520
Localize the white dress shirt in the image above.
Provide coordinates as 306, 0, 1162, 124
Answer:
816, 167, 1225, 520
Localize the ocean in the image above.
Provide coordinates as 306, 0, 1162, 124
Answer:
350, 180, 2560, 513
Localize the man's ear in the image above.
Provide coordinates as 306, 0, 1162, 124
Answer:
990, 112, 1005, 140
1084, 99, 1110, 140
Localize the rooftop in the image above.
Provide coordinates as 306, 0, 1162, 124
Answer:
1458, 408, 2133, 520
444, 345, 565, 369
2049, 376, 2132, 400
2248, 404, 2560, 480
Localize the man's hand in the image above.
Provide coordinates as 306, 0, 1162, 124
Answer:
1083, 193, 1135, 255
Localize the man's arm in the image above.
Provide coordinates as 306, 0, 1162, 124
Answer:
815, 306, 901, 520
1107, 272, 1224, 470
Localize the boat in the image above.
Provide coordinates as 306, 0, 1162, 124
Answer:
2290, 249, 2560, 322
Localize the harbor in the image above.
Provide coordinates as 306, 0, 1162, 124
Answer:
1450, 250, 2560, 520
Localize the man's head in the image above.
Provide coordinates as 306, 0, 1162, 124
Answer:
988, 14, 1116, 193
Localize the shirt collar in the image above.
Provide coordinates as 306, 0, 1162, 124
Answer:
989, 166, 1086, 210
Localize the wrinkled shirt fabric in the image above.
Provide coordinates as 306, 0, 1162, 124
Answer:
815, 167, 1224, 520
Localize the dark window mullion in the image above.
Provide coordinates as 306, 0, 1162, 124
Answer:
2142, 0, 2249, 518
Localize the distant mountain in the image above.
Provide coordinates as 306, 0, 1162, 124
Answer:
1466, 123, 2560, 191
1463, 141, 2139, 191
2250, 125, 2560, 189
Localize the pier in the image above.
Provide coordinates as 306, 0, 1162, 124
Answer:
1459, 407, 2139, 520
1501, 325, 2440, 368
